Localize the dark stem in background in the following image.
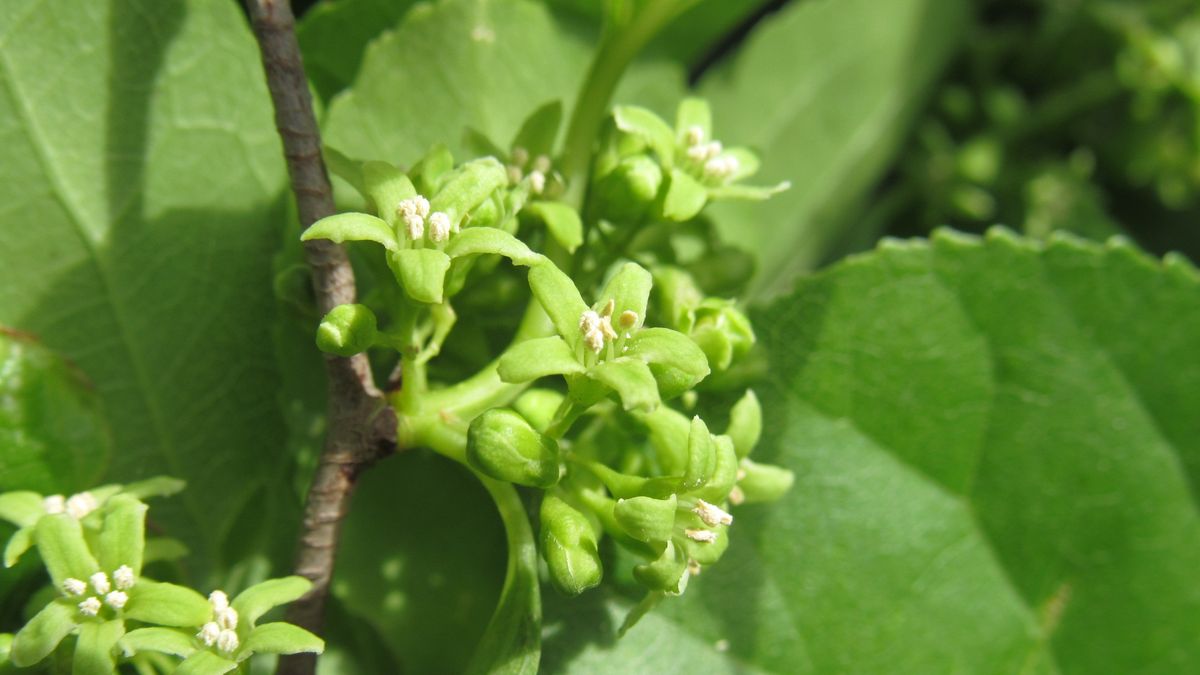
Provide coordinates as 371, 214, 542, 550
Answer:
243, 2, 397, 674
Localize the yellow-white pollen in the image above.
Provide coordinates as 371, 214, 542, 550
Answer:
693, 499, 733, 527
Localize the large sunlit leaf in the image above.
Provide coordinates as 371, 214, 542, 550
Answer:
0, 0, 292, 572
700, 0, 970, 300
543, 230, 1200, 673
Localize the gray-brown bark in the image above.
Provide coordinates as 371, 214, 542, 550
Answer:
242, 2, 397, 673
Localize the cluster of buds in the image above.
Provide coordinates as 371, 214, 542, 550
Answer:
197, 590, 240, 654
683, 126, 740, 181
396, 196, 454, 243
62, 564, 135, 617
43, 491, 98, 520
507, 146, 553, 195
578, 300, 639, 355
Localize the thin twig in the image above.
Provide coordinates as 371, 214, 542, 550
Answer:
242, 2, 397, 673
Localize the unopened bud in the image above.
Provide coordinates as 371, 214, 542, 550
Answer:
316, 304, 378, 357
541, 493, 602, 596
726, 390, 762, 458
614, 494, 677, 543
513, 389, 565, 434
593, 155, 662, 222
466, 408, 560, 488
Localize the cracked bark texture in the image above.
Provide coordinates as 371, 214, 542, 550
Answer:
243, 2, 397, 673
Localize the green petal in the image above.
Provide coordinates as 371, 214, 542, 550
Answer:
497, 336, 584, 383
660, 168, 707, 221
4, 527, 33, 568
35, 514, 98, 587
240, 622, 324, 657
388, 248, 451, 304
444, 227, 540, 266
98, 495, 146, 575
510, 100, 563, 157
119, 476, 185, 500
726, 390, 763, 459
73, 619, 125, 675
598, 262, 652, 327
525, 202, 583, 253
527, 261, 588, 345
429, 157, 508, 224
624, 327, 710, 400
232, 576, 313, 626
300, 212, 398, 250
0, 491, 43, 528
707, 180, 791, 201
175, 651, 238, 675
613, 105, 676, 167
124, 581, 210, 627
614, 495, 678, 543
683, 416, 717, 491
10, 600, 75, 667
118, 627, 195, 659
360, 160, 417, 226
588, 358, 660, 412
674, 97, 712, 143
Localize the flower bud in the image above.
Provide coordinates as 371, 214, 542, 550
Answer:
466, 408, 561, 488
540, 493, 602, 596
726, 390, 762, 459
613, 494, 677, 543
736, 459, 795, 504
513, 389, 565, 434
633, 541, 689, 594
593, 155, 663, 223
316, 304, 378, 357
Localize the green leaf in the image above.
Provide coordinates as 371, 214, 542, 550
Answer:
429, 158, 508, 225
546, 230, 1200, 673
674, 97, 711, 142
0, 333, 111, 494
175, 651, 237, 675
97, 495, 146, 575
624, 328, 710, 400
73, 620, 124, 675
444, 227, 540, 266
240, 622, 324, 656
232, 576, 312, 626
118, 627, 195, 659
361, 161, 418, 226
587, 358, 660, 412
9, 600, 75, 667
524, 202, 583, 253
301, 212, 399, 251
597, 263, 652, 326
0, 0, 294, 574
612, 106, 677, 167
510, 100, 563, 157
124, 581, 210, 627
388, 249, 452, 305
700, 0, 970, 299
35, 514, 97, 587
296, 0, 420, 100
659, 169, 707, 222
324, 0, 588, 167
497, 337, 585, 383
0, 492, 42, 529
528, 262, 588, 346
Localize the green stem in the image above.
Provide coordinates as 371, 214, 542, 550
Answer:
560, 0, 699, 209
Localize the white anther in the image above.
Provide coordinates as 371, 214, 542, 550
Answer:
685, 528, 718, 543
507, 165, 523, 184
412, 196, 430, 219
216, 607, 239, 631
728, 485, 745, 506
428, 211, 452, 243
62, 578, 87, 596
618, 310, 639, 330
704, 156, 739, 179
511, 146, 529, 167
685, 125, 705, 146
104, 591, 128, 610
687, 144, 708, 162
528, 170, 546, 195
216, 629, 240, 654
208, 590, 229, 612
533, 154, 552, 173
403, 213, 424, 240
705, 141, 723, 159
693, 499, 733, 527
78, 597, 102, 617
90, 572, 111, 595
687, 559, 702, 576
65, 492, 98, 519
583, 328, 605, 353
598, 314, 617, 340
112, 565, 135, 590
43, 494, 65, 515
198, 622, 220, 647
579, 310, 601, 335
